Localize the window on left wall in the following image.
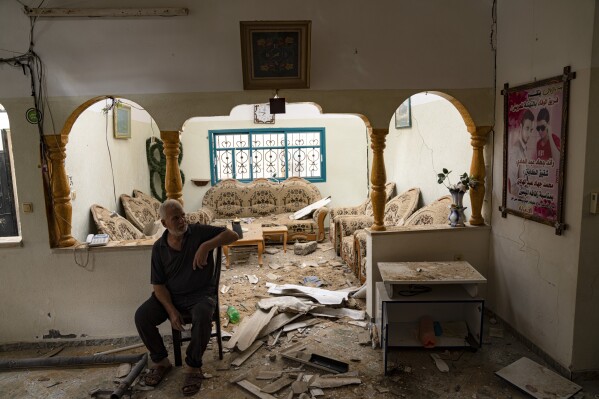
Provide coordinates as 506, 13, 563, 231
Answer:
0, 107, 20, 239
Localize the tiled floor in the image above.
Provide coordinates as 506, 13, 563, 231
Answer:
0, 240, 597, 398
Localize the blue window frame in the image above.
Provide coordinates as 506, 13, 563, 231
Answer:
209, 127, 326, 184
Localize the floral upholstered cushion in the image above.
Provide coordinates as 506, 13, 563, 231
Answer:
120, 194, 159, 232
341, 235, 358, 274
382, 188, 420, 226
404, 195, 452, 226
132, 190, 161, 219
90, 204, 145, 241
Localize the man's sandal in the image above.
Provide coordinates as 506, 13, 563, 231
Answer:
143, 364, 172, 386
181, 372, 203, 396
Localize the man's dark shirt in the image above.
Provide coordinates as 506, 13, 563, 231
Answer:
151, 224, 226, 309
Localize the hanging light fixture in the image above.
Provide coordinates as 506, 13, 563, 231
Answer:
269, 89, 286, 114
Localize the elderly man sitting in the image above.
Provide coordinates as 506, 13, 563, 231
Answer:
134, 199, 238, 396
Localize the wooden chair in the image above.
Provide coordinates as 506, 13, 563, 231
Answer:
171, 246, 223, 366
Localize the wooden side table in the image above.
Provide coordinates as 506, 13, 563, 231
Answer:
262, 225, 288, 253
222, 225, 264, 268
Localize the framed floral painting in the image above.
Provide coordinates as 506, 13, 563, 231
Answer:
240, 21, 311, 90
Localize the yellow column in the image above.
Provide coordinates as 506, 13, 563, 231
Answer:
468, 126, 492, 226
44, 135, 76, 247
160, 130, 184, 206
370, 128, 389, 231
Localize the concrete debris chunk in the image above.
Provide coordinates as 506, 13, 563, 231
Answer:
265, 247, 280, 254
269, 263, 283, 270
294, 241, 317, 256
116, 363, 131, 378
236, 379, 278, 399
266, 273, 280, 281
245, 274, 259, 284
220, 285, 231, 294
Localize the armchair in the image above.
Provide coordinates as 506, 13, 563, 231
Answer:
329, 182, 396, 254
338, 188, 420, 275
351, 195, 452, 283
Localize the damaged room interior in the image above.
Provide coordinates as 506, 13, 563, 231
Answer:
0, 1, 598, 398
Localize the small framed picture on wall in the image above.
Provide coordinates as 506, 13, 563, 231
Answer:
114, 103, 131, 139
395, 98, 412, 129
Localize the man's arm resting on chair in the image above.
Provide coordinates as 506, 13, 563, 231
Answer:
193, 229, 238, 269
153, 284, 185, 331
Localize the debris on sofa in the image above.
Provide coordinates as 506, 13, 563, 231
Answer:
266, 283, 349, 305
294, 241, 317, 256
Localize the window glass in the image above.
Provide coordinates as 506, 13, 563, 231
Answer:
209, 128, 326, 184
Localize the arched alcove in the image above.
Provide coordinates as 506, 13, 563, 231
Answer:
178, 102, 371, 213
45, 96, 160, 245
386, 92, 474, 218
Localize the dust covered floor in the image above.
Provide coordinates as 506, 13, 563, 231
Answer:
1, 240, 598, 399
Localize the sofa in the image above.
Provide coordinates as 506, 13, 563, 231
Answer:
328, 182, 396, 255
338, 188, 420, 275
342, 195, 452, 282
90, 204, 146, 241
189, 177, 330, 242
120, 189, 161, 232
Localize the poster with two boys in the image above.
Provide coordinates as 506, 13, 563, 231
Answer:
502, 68, 574, 235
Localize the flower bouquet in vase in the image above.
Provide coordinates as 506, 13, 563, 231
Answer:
437, 169, 478, 227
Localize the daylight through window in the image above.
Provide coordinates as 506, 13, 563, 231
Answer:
209, 128, 326, 184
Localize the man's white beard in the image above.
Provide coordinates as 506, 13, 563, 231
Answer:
170, 223, 188, 237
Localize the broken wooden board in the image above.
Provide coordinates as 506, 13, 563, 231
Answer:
262, 375, 294, 393
224, 316, 251, 349
283, 318, 322, 332
236, 379, 278, 399
257, 296, 317, 313
309, 306, 365, 320
495, 357, 582, 399
228, 307, 277, 352
259, 312, 303, 338
266, 283, 349, 305
309, 376, 362, 388
231, 341, 264, 367
255, 370, 283, 380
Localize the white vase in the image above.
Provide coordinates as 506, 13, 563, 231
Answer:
448, 189, 467, 227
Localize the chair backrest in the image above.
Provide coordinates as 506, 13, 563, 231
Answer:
120, 194, 158, 231
404, 195, 452, 226
363, 182, 397, 216
211, 246, 223, 296
90, 204, 144, 240
383, 187, 421, 226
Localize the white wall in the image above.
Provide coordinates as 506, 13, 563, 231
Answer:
386, 93, 472, 216
65, 100, 155, 241
490, 0, 595, 370
0, 1, 496, 345
181, 103, 368, 215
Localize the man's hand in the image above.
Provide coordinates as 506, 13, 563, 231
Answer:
168, 309, 186, 331
193, 243, 209, 270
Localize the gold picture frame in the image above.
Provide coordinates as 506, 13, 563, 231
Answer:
240, 20, 311, 90
113, 103, 131, 139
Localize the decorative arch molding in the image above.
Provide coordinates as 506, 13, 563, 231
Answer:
47, 95, 166, 247
367, 90, 490, 231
